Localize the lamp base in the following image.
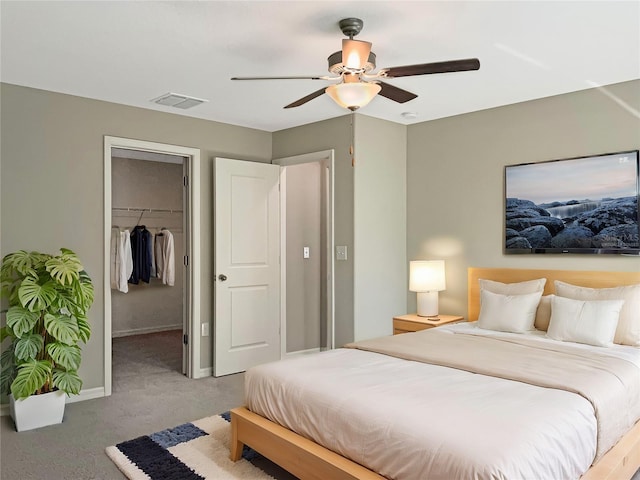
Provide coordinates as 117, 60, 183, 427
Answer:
416, 291, 439, 317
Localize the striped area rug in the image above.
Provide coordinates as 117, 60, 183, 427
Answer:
105, 412, 296, 480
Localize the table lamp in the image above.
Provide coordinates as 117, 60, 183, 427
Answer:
409, 260, 446, 317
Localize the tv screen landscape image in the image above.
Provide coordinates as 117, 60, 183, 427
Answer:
505, 150, 640, 255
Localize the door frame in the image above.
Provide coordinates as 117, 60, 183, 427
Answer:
273, 150, 335, 356
103, 136, 202, 396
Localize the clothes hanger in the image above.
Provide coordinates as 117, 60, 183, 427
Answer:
136, 210, 145, 227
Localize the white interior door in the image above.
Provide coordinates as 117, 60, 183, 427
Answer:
214, 157, 281, 376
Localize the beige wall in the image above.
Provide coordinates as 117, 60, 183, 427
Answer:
274, 114, 409, 345
272, 116, 355, 347
354, 115, 407, 340
1, 83, 272, 389
3, 78, 638, 394
285, 162, 321, 352
406, 79, 640, 319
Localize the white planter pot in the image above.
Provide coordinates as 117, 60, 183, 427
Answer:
9, 390, 66, 432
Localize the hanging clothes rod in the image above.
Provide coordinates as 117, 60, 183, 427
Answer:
112, 207, 183, 214
112, 225, 183, 233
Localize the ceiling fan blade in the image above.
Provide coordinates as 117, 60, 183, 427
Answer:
342, 39, 372, 70
231, 76, 329, 80
377, 82, 418, 103
383, 58, 480, 78
284, 88, 327, 109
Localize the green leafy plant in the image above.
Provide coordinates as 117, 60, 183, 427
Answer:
0, 249, 94, 399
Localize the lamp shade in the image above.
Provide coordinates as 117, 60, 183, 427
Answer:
409, 260, 446, 292
325, 82, 381, 111
342, 39, 372, 70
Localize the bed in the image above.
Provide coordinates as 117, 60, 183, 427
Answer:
230, 268, 640, 479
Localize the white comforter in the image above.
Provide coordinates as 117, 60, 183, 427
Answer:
245, 324, 640, 480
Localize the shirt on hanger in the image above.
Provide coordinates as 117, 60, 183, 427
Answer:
129, 225, 153, 284
118, 230, 133, 292
155, 229, 175, 286
111, 227, 134, 293
110, 227, 120, 290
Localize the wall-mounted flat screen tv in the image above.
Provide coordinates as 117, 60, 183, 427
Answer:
505, 150, 639, 255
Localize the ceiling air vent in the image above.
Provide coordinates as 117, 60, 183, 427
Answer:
151, 93, 208, 109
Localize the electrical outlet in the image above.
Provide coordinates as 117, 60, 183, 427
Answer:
336, 245, 348, 261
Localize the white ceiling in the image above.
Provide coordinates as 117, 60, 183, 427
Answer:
1, 1, 639, 132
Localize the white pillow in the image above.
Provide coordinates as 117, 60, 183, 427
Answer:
479, 278, 546, 295
547, 295, 624, 347
555, 280, 640, 346
479, 278, 548, 331
477, 289, 543, 333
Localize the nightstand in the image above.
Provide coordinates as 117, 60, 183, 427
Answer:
393, 314, 464, 335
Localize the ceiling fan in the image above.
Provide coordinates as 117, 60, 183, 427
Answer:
231, 18, 480, 111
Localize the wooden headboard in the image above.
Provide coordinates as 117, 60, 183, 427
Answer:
468, 267, 640, 321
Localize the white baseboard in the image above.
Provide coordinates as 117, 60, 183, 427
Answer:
194, 367, 212, 379
203, 362, 320, 378
0, 386, 107, 416
112, 324, 182, 338
65, 386, 106, 403
286, 347, 321, 357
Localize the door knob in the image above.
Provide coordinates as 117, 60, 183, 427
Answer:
218, 274, 227, 282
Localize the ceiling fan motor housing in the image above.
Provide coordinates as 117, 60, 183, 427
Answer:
338, 18, 364, 38
327, 50, 376, 75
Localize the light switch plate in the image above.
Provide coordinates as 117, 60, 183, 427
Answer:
336, 245, 348, 261
303, 246, 310, 259
201, 322, 210, 337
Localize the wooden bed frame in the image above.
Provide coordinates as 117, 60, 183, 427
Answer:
231, 267, 640, 480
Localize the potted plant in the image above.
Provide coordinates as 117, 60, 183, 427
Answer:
0, 248, 94, 431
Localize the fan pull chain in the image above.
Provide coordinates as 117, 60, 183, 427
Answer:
350, 112, 355, 167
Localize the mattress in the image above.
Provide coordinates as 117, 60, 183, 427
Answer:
244, 323, 640, 480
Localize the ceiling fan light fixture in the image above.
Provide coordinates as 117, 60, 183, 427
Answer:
342, 39, 372, 71
325, 82, 381, 111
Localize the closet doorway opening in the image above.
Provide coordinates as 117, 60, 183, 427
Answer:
104, 137, 201, 397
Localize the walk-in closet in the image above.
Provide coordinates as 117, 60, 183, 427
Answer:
110, 149, 187, 387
